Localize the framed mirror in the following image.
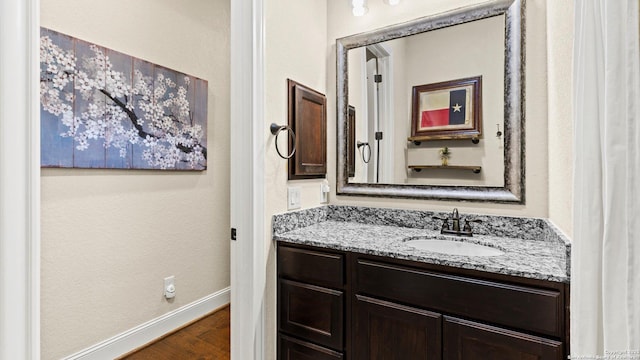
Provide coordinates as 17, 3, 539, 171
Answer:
336, 0, 525, 203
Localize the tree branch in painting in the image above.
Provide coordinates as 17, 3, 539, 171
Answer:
40, 35, 207, 169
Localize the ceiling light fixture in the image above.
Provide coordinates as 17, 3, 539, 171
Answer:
351, 0, 369, 16
384, 0, 401, 5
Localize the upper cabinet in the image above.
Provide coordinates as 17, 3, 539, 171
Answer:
288, 79, 327, 180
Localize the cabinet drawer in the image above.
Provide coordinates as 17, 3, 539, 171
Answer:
278, 245, 344, 288
443, 317, 563, 360
279, 279, 344, 351
356, 259, 563, 338
279, 335, 343, 360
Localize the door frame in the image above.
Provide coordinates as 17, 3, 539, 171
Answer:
0, 0, 41, 358
0, 0, 267, 358
230, 0, 266, 359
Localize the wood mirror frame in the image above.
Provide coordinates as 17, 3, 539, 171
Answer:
336, 0, 525, 203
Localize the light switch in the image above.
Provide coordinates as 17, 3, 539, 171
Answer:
288, 187, 301, 210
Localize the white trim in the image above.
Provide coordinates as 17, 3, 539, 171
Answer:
62, 288, 230, 360
0, 0, 41, 359
230, 0, 266, 359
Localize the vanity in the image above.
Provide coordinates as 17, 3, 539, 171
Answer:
276, 0, 569, 358
274, 206, 570, 360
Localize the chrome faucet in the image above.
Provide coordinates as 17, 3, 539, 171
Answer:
433, 208, 481, 237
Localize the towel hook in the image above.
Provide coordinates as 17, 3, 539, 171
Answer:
270, 123, 296, 159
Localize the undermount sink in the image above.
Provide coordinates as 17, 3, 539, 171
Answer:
404, 238, 505, 257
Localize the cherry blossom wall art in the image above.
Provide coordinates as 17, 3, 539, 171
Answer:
40, 28, 208, 170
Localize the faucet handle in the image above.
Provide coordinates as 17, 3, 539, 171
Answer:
432, 216, 450, 231
463, 219, 482, 232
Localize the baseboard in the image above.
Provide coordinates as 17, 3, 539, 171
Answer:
63, 287, 230, 360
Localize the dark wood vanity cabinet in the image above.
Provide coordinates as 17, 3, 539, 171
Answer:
277, 243, 569, 360
278, 244, 346, 358
354, 295, 442, 360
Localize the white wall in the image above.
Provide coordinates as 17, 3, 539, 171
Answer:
547, 1, 574, 237
264, 0, 328, 357
327, 0, 552, 218
40, 1, 230, 358
402, 16, 505, 187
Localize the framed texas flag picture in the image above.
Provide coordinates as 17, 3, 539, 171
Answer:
410, 76, 482, 141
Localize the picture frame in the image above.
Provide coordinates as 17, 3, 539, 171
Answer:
409, 76, 482, 141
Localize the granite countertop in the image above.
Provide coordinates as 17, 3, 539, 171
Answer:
272, 206, 571, 283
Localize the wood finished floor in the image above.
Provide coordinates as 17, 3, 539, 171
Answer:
120, 305, 230, 360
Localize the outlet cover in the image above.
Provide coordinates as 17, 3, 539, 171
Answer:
164, 276, 175, 299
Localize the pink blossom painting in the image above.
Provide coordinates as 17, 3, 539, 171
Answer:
40, 28, 208, 170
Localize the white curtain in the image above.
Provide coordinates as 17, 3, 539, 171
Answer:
572, 0, 640, 358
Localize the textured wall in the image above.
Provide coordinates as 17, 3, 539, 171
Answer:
40, 1, 230, 358
264, 0, 328, 357
547, 1, 574, 238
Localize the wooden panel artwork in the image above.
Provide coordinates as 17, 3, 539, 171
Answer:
288, 79, 327, 179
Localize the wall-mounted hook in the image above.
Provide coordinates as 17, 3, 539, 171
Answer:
357, 141, 371, 163
270, 123, 296, 159
496, 124, 503, 138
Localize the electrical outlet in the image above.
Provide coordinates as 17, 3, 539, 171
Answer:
288, 186, 301, 210
164, 276, 175, 299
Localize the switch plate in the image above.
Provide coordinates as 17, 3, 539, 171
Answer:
288, 187, 301, 210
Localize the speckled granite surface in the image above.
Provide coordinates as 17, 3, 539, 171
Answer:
272, 205, 571, 283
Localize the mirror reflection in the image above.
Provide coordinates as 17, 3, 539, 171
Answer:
347, 15, 506, 187
336, 0, 524, 202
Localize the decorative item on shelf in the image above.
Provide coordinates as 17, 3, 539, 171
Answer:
439, 146, 451, 166
270, 123, 296, 159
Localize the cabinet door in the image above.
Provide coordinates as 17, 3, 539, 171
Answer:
279, 279, 344, 351
279, 335, 343, 360
354, 295, 442, 360
443, 317, 563, 360
288, 79, 326, 179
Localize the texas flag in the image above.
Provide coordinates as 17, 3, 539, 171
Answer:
420, 89, 467, 128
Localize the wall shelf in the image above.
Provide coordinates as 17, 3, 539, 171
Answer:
407, 136, 480, 145
409, 165, 482, 174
